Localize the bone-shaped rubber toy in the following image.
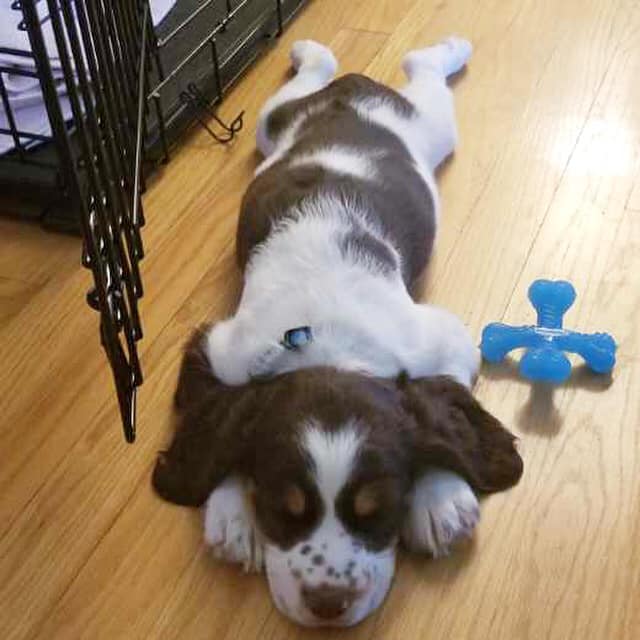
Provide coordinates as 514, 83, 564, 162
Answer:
480, 280, 617, 383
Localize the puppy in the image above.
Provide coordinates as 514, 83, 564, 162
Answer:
153, 38, 523, 627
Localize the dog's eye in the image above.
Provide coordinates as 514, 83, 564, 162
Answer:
353, 483, 381, 518
283, 484, 306, 517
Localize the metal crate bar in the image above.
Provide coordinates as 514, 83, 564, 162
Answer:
21, 0, 148, 441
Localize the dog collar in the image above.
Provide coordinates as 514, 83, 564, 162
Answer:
281, 326, 313, 350
249, 326, 313, 379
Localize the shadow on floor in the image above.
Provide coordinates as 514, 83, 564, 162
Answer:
482, 358, 613, 437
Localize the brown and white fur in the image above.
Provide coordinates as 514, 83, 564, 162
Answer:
152, 38, 523, 628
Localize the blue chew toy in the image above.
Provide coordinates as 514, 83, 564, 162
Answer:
480, 279, 617, 384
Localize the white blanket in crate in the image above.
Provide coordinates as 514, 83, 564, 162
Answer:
0, 1, 176, 154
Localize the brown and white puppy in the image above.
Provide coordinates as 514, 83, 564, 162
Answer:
153, 38, 523, 627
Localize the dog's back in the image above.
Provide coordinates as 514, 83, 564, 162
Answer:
236, 74, 436, 288
204, 39, 478, 389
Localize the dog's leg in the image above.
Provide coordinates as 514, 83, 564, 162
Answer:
399, 37, 472, 169
256, 40, 338, 158
204, 476, 264, 572
408, 303, 480, 388
402, 467, 480, 558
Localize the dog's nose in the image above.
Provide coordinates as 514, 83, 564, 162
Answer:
302, 584, 358, 620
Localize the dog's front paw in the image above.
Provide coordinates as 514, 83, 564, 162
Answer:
402, 469, 480, 558
204, 476, 264, 572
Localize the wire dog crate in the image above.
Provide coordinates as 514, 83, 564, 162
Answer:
0, 0, 308, 441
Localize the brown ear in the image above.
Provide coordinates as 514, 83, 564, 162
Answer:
400, 376, 523, 493
152, 328, 265, 507
173, 326, 217, 412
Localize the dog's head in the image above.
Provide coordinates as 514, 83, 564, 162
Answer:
153, 329, 522, 627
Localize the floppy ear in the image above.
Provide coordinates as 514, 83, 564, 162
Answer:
400, 375, 523, 493
152, 327, 267, 507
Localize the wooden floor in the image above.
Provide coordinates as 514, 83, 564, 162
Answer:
2, 0, 640, 638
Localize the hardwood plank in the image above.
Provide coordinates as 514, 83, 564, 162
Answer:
0, 277, 44, 329
0, 218, 78, 286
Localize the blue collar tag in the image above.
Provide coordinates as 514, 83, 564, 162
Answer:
282, 326, 313, 350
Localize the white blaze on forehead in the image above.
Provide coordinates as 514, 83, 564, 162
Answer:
264, 420, 396, 627
302, 421, 364, 507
